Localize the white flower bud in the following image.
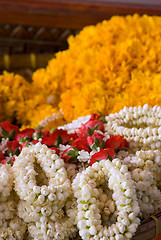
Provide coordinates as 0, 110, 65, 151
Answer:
41, 186, 49, 196
125, 232, 133, 239
41, 206, 52, 216
33, 186, 41, 194
89, 226, 97, 235
37, 195, 45, 204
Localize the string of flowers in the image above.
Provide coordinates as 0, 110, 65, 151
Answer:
0, 111, 131, 239
72, 159, 140, 240
0, 163, 27, 238
0, 106, 161, 239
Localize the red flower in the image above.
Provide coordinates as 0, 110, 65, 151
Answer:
0, 159, 8, 164
7, 140, 20, 156
20, 142, 31, 151
41, 129, 71, 147
73, 137, 90, 152
105, 135, 129, 150
32, 130, 50, 140
41, 135, 55, 147
78, 124, 89, 138
89, 148, 116, 166
0, 151, 5, 160
50, 147, 60, 155
78, 119, 104, 138
1, 157, 15, 165
61, 146, 79, 163
52, 129, 72, 144
89, 113, 101, 121
11, 157, 15, 165
16, 128, 35, 142
87, 132, 104, 149
69, 132, 78, 141
85, 119, 104, 132
0, 121, 19, 139
31, 140, 39, 145
89, 113, 106, 123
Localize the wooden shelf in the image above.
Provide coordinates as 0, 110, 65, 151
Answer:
0, 0, 161, 29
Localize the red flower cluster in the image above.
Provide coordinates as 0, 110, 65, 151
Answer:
0, 121, 74, 165
0, 113, 129, 166
60, 113, 129, 165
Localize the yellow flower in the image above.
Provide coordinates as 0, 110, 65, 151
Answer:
2, 14, 161, 130
26, 104, 60, 129
0, 95, 5, 122
106, 71, 161, 113
59, 81, 107, 122
33, 14, 161, 125
0, 71, 33, 122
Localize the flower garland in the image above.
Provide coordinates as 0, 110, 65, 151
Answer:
117, 149, 161, 219
0, 106, 161, 239
0, 216, 27, 240
0, 164, 13, 201
13, 143, 72, 205
0, 95, 5, 123
0, 71, 65, 130
72, 159, 140, 240
13, 143, 78, 239
105, 104, 161, 150
0, 164, 27, 239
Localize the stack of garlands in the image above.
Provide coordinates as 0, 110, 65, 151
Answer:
1, 14, 161, 129
0, 105, 161, 239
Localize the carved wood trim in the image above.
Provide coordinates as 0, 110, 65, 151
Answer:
0, 23, 79, 54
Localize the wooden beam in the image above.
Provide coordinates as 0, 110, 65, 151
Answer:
0, 0, 161, 29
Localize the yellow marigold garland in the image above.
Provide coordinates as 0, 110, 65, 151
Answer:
0, 71, 33, 122
32, 14, 161, 128
2, 14, 161, 129
0, 95, 5, 123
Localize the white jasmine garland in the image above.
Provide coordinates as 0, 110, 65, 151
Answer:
58, 115, 91, 133
13, 143, 78, 240
13, 143, 72, 206
39, 111, 63, 128
103, 132, 110, 142
72, 160, 140, 240
0, 138, 9, 154
58, 144, 71, 155
105, 104, 161, 150
64, 163, 78, 181
27, 198, 78, 240
0, 227, 18, 240
97, 187, 117, 227
17, 200, 65, 224
77, 150, 90, 163
0, 200, 16, 221
0, 164, 13, 202
0, 216, 27, 240
28, 217, 77, 240
118, 149, 161, 218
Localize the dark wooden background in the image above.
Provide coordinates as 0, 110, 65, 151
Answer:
0, 0, 161, 29
0, 0, 161, 56
0, 0, 161, 30
0, 0, 161, 68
